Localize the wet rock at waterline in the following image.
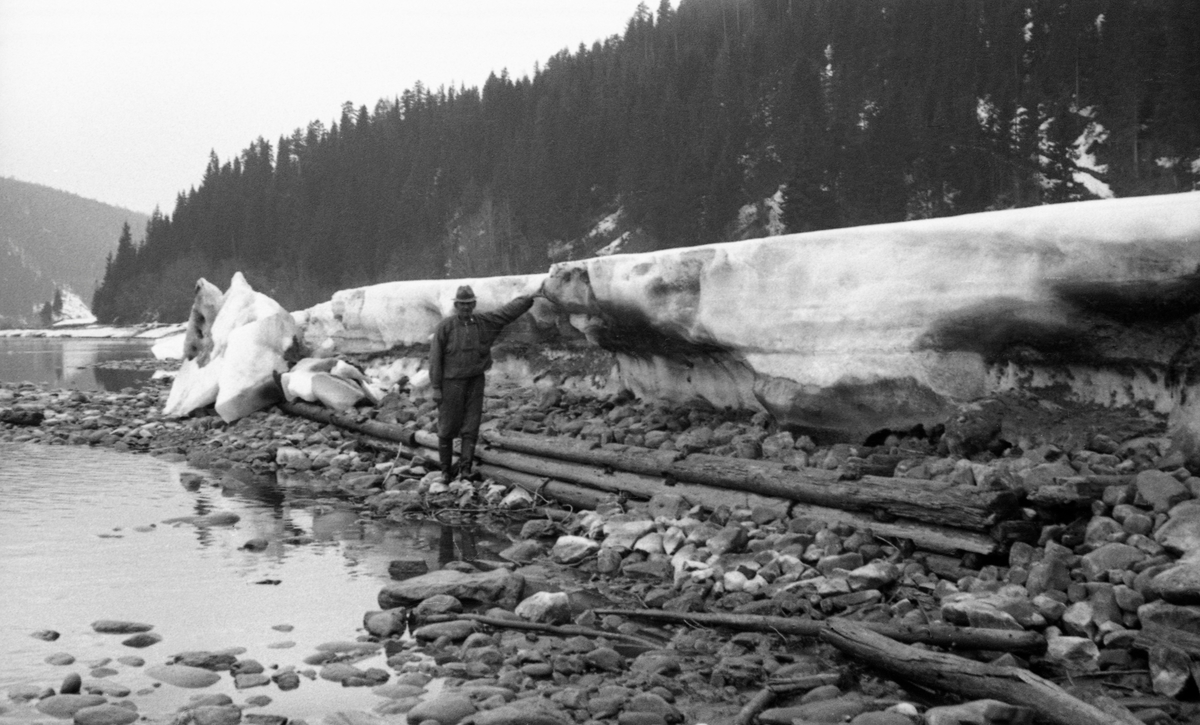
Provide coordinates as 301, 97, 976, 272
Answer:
81, 680, 131, 698
161, 512, 240, 527
145, 664, 221, 688
35, 695, 106, 718
46, 653, 76, 666
363, 609, 407, 638
120, 632, 162, 648
377, 569, 523, 610
403, 693, 477, 725
72, 703, 139, 725
90, 620, 153, 634
387, 558, 428, 580
187, 704, 242, 725
60, 673, 82, 694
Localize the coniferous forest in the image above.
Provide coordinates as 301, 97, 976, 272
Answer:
92, 0, 1200, 324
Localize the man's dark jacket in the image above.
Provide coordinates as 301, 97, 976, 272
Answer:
429, 295, 534, 389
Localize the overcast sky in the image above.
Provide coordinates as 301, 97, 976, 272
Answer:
0, 0, 642, 215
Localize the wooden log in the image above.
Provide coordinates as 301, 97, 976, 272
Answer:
482, 429, 683, 476
1030, 476, 1134, 506
280, 401, 420, 448
284, 406, 1010, 556
476, 464, 617, 512
594, 608, 1046, 654
819, 619, 1138, 725
486, 430, 1016, 531
789, 502, 1001, 556
1134, 622, 1200, 659
669, 454, 1017, 531
413, 429, 790, 512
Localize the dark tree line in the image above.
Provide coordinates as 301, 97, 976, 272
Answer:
93, 0, 1200, 324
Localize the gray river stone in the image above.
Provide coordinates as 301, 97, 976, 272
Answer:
146, 664, 221, 688
60, 673, 82, 694
82, 680, 131, 698
315, 641, 382, 655
234, 674, 270, 690
405, 693, 476, 725
322, 712, 389, 725
36, 695, 106, 718
90, 620, 152, 634
191, 705, 242, 725
171, 651, 238, 670
1156, 506, 1200, 556
121, 632, 162, 648
1150, 562, 1200, 604
363, 609, 406, 638
411, 620, 477, 642
318, 663, 364, 683
460, 698, 570, 725
378, 568, 524, 609
161, 512, 241, 527
73, 704, 139, 725
46, 653, 76, 666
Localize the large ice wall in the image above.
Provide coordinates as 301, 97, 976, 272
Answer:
296, 192, 1200, 444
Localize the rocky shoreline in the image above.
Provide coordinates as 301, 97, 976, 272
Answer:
4, 364, 1200, 725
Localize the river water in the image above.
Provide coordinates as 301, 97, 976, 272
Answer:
0, 338, 511, 720
0, 337, 156, 391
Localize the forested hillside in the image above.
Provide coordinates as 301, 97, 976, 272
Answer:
0, 177, 148, 327
93, 0, 1200, 324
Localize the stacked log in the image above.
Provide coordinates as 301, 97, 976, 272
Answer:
280, 401, 1018, 557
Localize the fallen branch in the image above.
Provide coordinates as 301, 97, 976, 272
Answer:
766, 673, 840, 694
819, 618, 1140, 725
454, 613, 663, 650
730, 687, 774, 725
595, 608, 1046, 654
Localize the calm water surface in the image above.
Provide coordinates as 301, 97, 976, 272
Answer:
0, 443, 508, 720
0, 338, 156, 390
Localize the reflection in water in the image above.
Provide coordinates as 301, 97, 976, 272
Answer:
0, 442, 515, 721
0, 337, 155, 391
439, 525, 480, 566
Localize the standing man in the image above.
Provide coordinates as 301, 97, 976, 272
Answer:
429, 283, 541, 482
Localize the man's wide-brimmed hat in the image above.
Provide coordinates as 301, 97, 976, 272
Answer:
454, 285, 476, 303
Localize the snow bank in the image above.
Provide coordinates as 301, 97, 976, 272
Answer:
294, 274, 550, 354
297, 192, 1200, 447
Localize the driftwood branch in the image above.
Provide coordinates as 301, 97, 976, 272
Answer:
767, 673, 840, 694
819, 618, 1140, 725
730, 687, 774, 725
454, 613, 662, 650
595, 608, 1046, 654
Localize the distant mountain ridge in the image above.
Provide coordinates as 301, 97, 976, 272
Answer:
0, 177, 148, 326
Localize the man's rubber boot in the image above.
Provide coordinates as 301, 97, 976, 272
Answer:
459, 435, 477, 480
438, 437, 455, 484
